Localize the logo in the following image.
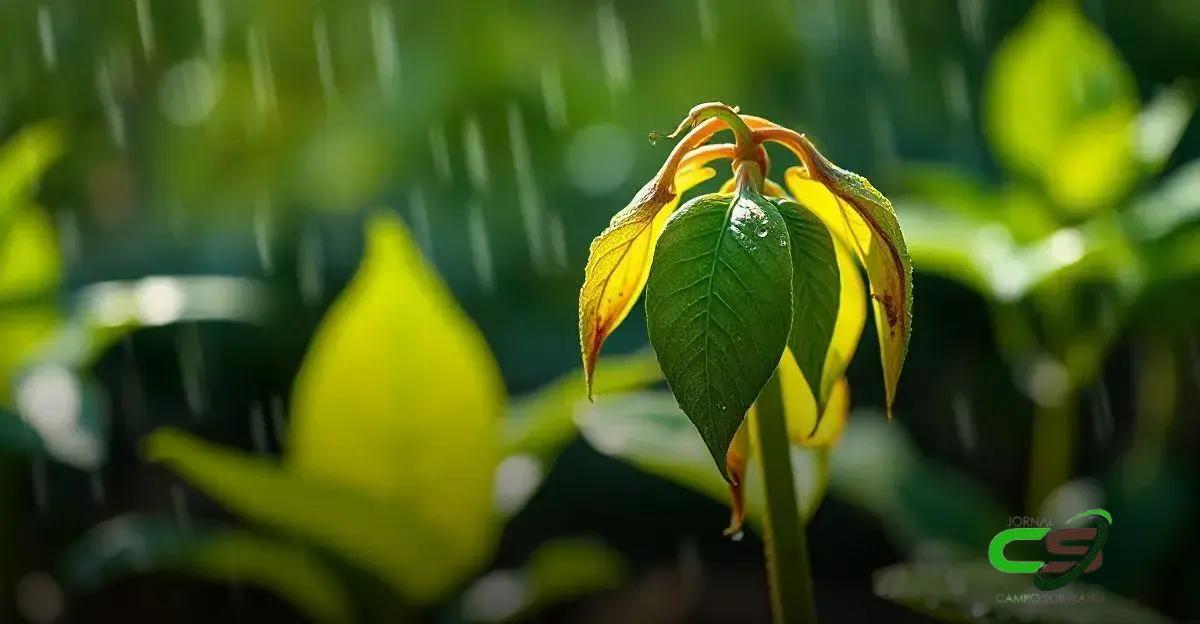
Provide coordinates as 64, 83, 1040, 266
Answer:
988, 508, 1112, 591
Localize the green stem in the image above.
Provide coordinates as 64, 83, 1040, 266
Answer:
753, 372, 818, 624
1025, 395, 1077, 512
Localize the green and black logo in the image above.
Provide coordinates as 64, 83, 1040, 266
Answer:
988, 509, 1112, 591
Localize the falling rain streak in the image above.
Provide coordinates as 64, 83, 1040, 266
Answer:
134, 0, 156, 59
95, 62, 126, 149
942, 59, 972, 124
429, 125, 453, 183
869, 0, 909, 74
696, 0, 716, 46
408, 187, 434, 256
370, 1, 400, 100
467, 200, 496, 293
199, 0, 224, 60
177, 324, 207, 418
247, 28, 278, 117
298, 226, 325, 304
540, 62, 567, 131
462, 116, 490, 194
253, 193, 274, 274
597, 3, 631, 94
959, 0, 987, 47
250, 402, 269, 453
170, 484, 193, 534
313, 14, 338, 105
37, 6, 56, 71
507, 104, 547, 272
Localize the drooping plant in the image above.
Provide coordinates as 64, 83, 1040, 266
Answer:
579, 103, 913, 623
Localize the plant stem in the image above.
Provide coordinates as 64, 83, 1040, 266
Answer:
1025, 395, 1077, 512
752, 372, 818, 624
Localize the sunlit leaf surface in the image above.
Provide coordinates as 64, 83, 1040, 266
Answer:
578, 166, 716, 395
645, 193, 793, 476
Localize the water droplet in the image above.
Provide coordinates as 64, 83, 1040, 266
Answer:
756, 227, 769, 238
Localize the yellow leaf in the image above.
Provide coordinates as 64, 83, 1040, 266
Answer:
0, 121, 63, 214
776, 352, 849, 448
0, 208, 63, 407
288, 213, 504, 572
149, 215, 506, 602
578, 165, 715, 395
785, 162, 909, 415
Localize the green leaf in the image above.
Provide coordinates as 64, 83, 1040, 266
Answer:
1124, 159, 1200, 241
149, 214, 505, 602
576, 391, 825, 523
504, 350, 662, 463
775, 199, 840, 411
984, 0, 1139, 212
874, 561, 1171, 624
0, 121, 64, 219
64, 515, 353, 624
645, 192, 793, 477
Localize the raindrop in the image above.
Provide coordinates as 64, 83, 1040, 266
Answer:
170, 483, 193, 534
37, 5, 56, 71
253, 192, 274, 274
269, 394, 287, 447
958, 0, 986, 48
756, 227, 769, 238
298, 226, 325, 304
88, 470, 106, 504
95, 62, 126, 149
407, 186, 434, 256
540, 62, 567, 131
462, 116, 490, 194
868, 0, 908, 74
507, 103, 547, 272
941, 59, 971, 125
1089, 381, 1114, 444
369, 1, 400, 100
429, 124, 453, 183
177, 324, 206, 418
952, 387, 976, 453
199, 0, 224, 60
867, 95, 896, 167
467, 200, 496, 293
597, 2, 631, 94
547, 211, 568, 272
246, 27, 278, 117
1025, 356, 1070, 407
729, 530, 744, 542
250, 402, 269, 453
134, 0, 156, 59
313, 14, 338, 105
695, 0, 717, 45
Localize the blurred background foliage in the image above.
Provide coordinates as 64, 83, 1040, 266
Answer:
0, 0, 1198, 622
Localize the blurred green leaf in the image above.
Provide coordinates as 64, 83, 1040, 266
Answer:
64, 515, 352, 624
576, 391, 825, 524
830, 414, 1006, 554
0, 121, 63, 220
1134, 84, 1195, 171
149, 214, 506, 603
1124, 159, 1200, 241
985, 1, 1139, 213
873, 561, 1171, 624
458, 537, 626, 623
0, 208, 63, 408
503, 350, 662, 464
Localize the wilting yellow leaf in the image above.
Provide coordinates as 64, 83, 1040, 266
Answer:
785, 153, 911, 415
724, 420, 750, 535
776, 351, 849, 447
578, 166, 715, 396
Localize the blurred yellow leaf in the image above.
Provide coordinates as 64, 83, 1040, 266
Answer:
0, 121, 63, 215
578, 165, 715, 395
985, 0, 1139, 213
0, 208, 63, 407
149, 214, 505, 602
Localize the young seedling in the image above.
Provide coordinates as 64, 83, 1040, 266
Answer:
579, 103, 914, 623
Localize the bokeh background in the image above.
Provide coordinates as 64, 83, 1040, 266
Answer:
0, 0, 1198, 622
